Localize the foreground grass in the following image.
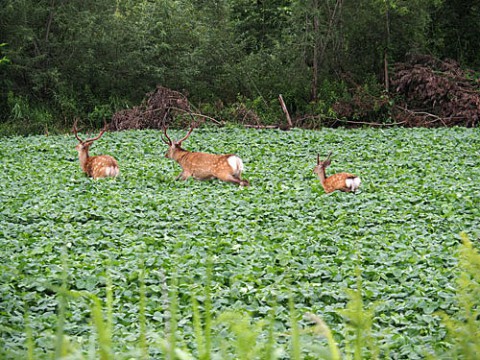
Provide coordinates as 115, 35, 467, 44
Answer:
0, 126, 479, 358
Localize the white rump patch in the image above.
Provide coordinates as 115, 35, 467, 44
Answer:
346, 177, 361, 191
105, 166, 120, 177
227, 155, 244, 176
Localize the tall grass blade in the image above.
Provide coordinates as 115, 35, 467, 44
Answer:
168, 275, 178, 360
339, 269, 378, 360
192, 297, 206, 359
439, 233, 480, 359
289, 296, 301, 360
305, 312, 341, 360
264, 305, 277, 360
138, 261, 148, 359
105, 264, 114, 340
88, 294, 113, 360
23, 306, 34, 360
204, 258, 213, 359
54, 248, 69, 359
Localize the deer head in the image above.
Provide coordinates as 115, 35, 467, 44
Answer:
161, 122, 196, 160
313, 152, 332, 180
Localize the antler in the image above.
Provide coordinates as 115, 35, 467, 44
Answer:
83, 121, 108, 143
317, 153, 320, 165
72, 118, 83, 143
322, 151, 333, 168
162, 123, 195, 145
176, 122, 196, 144
162, 125, 173, 145
163, 121, 197, 146
73, 119, 109, 143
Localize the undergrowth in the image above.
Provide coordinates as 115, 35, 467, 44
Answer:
13, 236, 480, 359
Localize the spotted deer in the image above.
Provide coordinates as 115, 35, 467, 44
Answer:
313, 152, 360, 193
73, 120, 119, 179
162, 123, 249, 186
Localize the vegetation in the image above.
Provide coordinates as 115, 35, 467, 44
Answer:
1, 1, 480, 134
0, 126, 478, 358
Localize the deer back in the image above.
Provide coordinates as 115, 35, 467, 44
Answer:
177, 151, 244, 180
84, 153, 119, 179
323, 172, 360, 193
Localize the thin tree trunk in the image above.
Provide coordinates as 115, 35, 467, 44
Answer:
311, 0, 343, 102
45, 0, 55, 43
311, 0, 319, 101
278, 94, 293, 128
384, 0, 391, 92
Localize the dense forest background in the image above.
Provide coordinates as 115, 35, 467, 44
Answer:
1, 0, 479, 134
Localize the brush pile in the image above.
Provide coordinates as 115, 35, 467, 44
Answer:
391, 54, 480, 127
109, 86, 191, 131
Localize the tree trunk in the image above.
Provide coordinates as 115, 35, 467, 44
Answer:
311, 0, 319, 102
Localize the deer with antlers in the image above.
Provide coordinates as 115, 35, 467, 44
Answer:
162, 123, 249, 186
313, 152, 360, 193
73, 120, 119, 179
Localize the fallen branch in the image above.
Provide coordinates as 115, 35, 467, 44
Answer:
396, 105, 468, 127
168, 107, 224, 125
296, 114, 406, 127
144, 106, 224, 125
244, 124, 281, 129
343, 119, 407, 126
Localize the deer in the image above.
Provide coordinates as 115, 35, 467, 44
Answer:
73, 119, 119, 179
313, 152, 361, 193
162, 123, 249, 186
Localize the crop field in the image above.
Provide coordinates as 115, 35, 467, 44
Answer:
0, 126, 479, 359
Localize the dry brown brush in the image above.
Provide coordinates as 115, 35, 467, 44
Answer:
109, 86, 191, 131
391, 54, 480, 127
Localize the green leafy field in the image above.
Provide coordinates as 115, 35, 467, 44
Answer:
0, 126, 479, 359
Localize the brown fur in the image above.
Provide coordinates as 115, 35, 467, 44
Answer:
318, 172, 358, 193
75, 143, 119, 179
73, 120, 119, 179
163, 124, 249, 186
314, 152, 360, 193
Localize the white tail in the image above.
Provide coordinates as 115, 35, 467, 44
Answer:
227, 155, 244, 177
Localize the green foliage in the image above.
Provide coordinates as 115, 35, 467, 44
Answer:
0, 127, 479, 359
430, 1, 480, 67
1, 0, 475, 133
0, 43, 10, 66
438, 233, 480, 359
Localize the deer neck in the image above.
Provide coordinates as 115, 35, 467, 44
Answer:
316, 168, 328, 185
77, 148, 90, 172
172, 147, 190, 164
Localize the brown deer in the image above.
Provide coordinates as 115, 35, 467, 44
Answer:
162, 123, 249, 186
313, 152, 360, 193
73, 120, 119, 179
